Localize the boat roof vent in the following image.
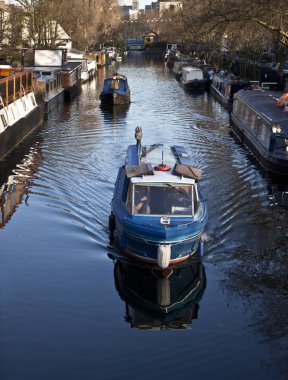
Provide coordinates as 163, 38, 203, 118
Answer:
173, 164, 202, 180
126, 163, 154, 178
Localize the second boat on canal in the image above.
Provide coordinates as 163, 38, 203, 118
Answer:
100, 73, 131, 106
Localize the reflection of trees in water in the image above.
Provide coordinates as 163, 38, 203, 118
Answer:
220, 234, 288, 378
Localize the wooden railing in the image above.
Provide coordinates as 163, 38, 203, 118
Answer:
0, 69, 33, 108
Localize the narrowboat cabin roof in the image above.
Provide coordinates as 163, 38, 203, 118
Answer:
181, 66, 204, 81
125, 144, 201, 183
103, 74, 129, 90
234, 89, 288, 128
62, 61, 82, 72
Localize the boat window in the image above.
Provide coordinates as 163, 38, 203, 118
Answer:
224, 84, 231, 98
251, 114, 256, 130
193, 185, 199, 213
274, 136, 288, 152
30, 95, 36, 106
258, 122, 271, 148
0, 114, 8, 128
132, 184, 193, 216
126, 183, 133, 212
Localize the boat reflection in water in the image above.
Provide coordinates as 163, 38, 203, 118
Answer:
111, 254, 206, 330
100, 103, 130, 125
0, 143, 41, 228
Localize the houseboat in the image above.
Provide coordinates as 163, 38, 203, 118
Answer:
100, 73, 131, 106
180, 66, 206, 92
33, 49, 82, 101
109, 128, 208, 269
32, 66, 64, 114
94, 51, 106, 67
113, 258, 206, 330
210, 70, 248, 107
230, 89, 288, 176
0, 68, 44, 161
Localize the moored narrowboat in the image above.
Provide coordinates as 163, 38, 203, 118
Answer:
230, 89, 288, 176
172, 60, 194, 81
180, 66, 206, 92
61, 61, 82, 100
210, 71, 248, 107
109, 128, 208, 269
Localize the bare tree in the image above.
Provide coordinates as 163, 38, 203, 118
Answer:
15, 0, 66, 48
179, 0, 288, 73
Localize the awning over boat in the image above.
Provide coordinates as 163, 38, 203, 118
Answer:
173, 164, 202, 180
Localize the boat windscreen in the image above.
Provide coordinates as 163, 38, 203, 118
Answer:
129, 184, 195, 216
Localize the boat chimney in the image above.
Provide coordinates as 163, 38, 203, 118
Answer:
135, 126, 142, 145
135, 126, 142, 159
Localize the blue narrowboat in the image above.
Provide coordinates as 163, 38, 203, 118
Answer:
230, 89, 288, 176
100, 73, 130, 105
109, 129, 208, 269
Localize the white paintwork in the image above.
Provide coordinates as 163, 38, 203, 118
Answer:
181, 66, 204, 82
157, 244, 171, 269
130, 172, 195, 184
34, 49, 63, 67
0, 93, 37, 133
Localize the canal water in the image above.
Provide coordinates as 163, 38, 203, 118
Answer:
0, 55, 287, 380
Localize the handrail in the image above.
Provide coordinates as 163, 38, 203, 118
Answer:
0, 69, 33, 108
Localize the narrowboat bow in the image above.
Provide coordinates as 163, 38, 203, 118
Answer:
109, 128, 208, 269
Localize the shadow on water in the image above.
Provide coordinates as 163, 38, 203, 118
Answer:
109, 253, 206, 330
218, 244, 288, 378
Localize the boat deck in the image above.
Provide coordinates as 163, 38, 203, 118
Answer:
126, 144, 192, 168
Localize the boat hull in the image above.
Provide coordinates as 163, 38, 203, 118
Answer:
114, 228, 203, 266
111, 166, 207, 267
181, 80, 205, 92
44, 90, 64, 115
100, 92, 130, 105
210, 84, 232, 107
0, 93, 44, 161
